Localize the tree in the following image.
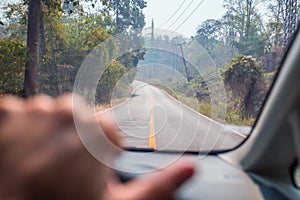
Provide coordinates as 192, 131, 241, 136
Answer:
281, 0, 299, 46
101, 0, 147, 69
0, 38, 26, 95
222, 0, 266, 57
96, 61, 126, 104
34, 9, 114, 96
23, 0, 41, 97
262, 0, 299, 73
223, 55, 267, 118
102, 0, 147, 33
267, 0, 299, 47
38, 0, 63, 60
193, 19, 237, 68
266, 0, 284, 48
3, 3, 28, 42
22, 0, 64, 97
1, 0, 147, 103
194, 19, 222, 52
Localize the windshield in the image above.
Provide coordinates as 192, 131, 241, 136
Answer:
0, 0, 299, 152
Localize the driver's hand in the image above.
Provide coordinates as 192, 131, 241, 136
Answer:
0, 94, 195, 200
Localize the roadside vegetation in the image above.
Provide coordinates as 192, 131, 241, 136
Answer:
192, 0, 299, 126
0, 0, 299, 126
140, 0, 299, 126
0, 0, 146, 106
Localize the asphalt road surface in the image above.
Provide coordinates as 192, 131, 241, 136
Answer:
108, 80, 246, 152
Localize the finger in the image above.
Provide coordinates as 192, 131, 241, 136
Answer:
97, 113, 122, 148
0, 96, 24, 143
134, 161, 195, 200
0, 95, 24, 112
0, 95, 24, 122
55, 94, 74, 125
107, 160, 195, 200
25, 95, 55, 114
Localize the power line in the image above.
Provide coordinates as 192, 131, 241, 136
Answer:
158, 0, 188, 28
165, 0, 195, 31
173, 0, 205, 32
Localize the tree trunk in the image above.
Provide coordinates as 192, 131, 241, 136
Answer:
23, 0, 41, 97
245, 0, 252, 40
39, 2, 46, 61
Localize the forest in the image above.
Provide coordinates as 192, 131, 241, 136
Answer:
193, 0, 299, 125
0, 0, 299, 126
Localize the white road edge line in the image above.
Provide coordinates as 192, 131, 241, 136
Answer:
153, 85, 248, 139
96, 81, 247, 139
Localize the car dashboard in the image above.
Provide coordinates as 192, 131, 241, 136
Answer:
114, 151, 271, 200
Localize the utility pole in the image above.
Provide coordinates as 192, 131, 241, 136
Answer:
151, 18, 154, 41
175, 42, 190, 82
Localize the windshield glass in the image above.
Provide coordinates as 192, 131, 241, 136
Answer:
0, 0, 299, 152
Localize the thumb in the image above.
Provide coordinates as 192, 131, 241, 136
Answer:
109, 161, 195, 200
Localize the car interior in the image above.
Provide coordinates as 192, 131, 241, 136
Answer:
114, 28, 300, 200
1, 0, 299, 199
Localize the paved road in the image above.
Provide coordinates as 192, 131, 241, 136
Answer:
108, 81, 246, 152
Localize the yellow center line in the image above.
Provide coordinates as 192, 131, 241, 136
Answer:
148, 92, 157, 149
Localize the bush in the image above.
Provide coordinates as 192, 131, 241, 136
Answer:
0, 37, 26, 95
223, 55, 267, 119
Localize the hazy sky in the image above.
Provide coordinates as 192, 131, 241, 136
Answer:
0, 0, 225, 37
144, 0, 225, 37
